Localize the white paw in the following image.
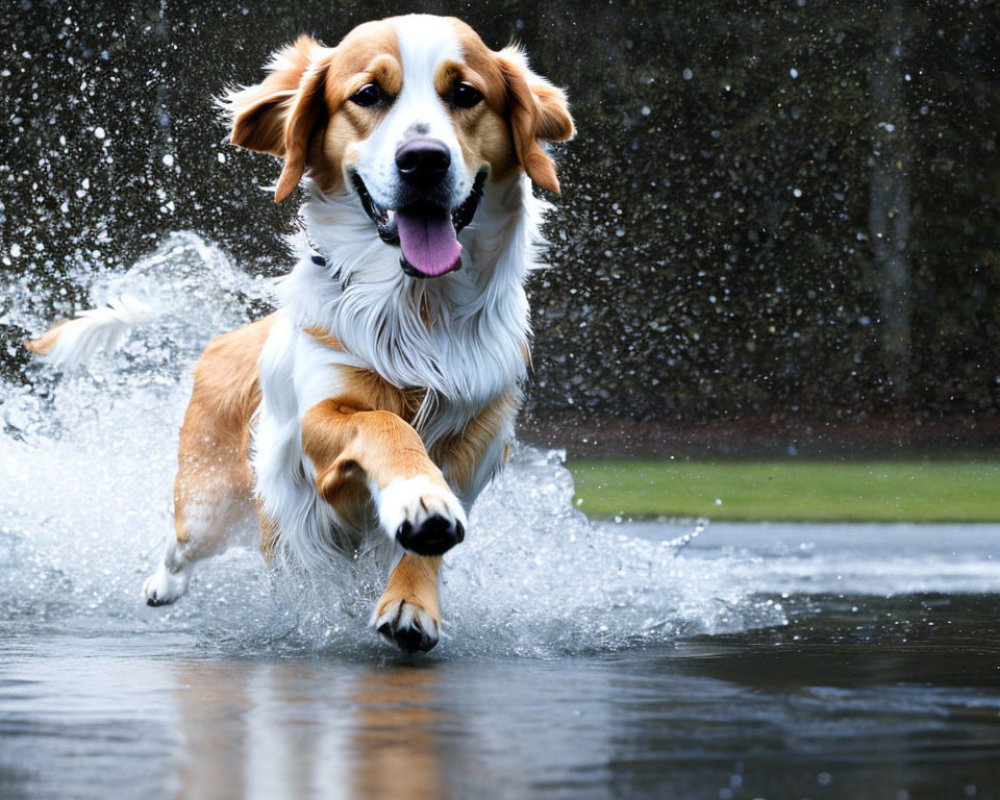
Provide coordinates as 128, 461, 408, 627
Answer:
373, 599, 440, 653
141, 562, 190, 607
377, 476, 468, 556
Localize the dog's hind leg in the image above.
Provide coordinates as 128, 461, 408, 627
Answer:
141, 317, 272, 606
142, 538, 195, 607
142, 485, 256, 606
142, 435, 258, 606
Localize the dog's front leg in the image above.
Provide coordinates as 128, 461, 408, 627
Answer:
373, 553, 442, 653
301, 400, 466, 652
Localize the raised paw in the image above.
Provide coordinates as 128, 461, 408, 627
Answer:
141, 562, 190, 607
374, 598, 440, 654
378, 476, 467, 556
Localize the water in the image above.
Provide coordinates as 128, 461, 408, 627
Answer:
2, 236, 1000, 799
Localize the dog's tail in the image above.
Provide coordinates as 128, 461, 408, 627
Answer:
26, 295, 158, 369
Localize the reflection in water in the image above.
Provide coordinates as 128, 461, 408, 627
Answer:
171, 660, 257, 800
348, 668, 443, 800
1, 578, 999, 798
168, 659, 448, 800
157, 656, 621, 800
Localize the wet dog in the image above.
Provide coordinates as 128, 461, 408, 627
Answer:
29, 15, 573, 652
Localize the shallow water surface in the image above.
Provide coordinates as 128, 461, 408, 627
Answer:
2, 236, 999, 799
2, 523, 999, 800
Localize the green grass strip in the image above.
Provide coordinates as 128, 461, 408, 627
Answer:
566, 460, 1000, 522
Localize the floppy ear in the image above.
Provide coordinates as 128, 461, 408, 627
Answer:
272, 58, 332, 203
221, 35, 333, 203
497, 47, 575, 195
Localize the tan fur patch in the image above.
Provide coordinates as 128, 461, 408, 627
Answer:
284, 20, 403, 198
25, 319, 70, 356
430, 390, 521, 492
301, 399, 449, 531
303, 325, 342, 350
173, 314, 275, 548
258, 505, 279, 564
375, 553, 442, 623
303, 328, 426, 423
434, 58, 519, 182
338, 368, 426, 423
450, 20, 574, 193
228, 35, 322, 157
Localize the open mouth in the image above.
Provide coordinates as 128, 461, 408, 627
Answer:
350, 170, 487, 278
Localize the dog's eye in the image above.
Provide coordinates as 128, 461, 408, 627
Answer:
350, 84, 384, 108
450, 83, 484, 110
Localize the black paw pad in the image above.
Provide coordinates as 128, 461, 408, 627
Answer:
396, 514, 463, 555
145, 593, 173, 608
377, 619, 436, 654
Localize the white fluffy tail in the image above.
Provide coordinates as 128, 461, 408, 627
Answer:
26, 295, 159, 369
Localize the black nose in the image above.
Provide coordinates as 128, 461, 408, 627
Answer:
395, 137, 451, 191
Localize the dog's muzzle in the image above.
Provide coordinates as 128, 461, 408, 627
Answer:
349, 165, 487, 279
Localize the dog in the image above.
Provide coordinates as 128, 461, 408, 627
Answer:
28, 14, 573, 653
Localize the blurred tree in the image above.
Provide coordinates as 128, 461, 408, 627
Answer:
868, 2, 913, 398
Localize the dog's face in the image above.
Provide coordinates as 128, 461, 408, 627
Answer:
225, 15, 573, 277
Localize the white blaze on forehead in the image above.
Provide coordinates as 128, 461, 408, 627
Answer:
394, 14, 464, 92
391, 14, 464, 138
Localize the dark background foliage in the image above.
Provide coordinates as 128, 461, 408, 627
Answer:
2, 0, 998, 455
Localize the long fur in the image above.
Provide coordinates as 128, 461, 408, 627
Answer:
257, 171, 538, 575
26, 295, 157, 368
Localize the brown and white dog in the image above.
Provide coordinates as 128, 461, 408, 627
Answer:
28, 14, 573, 653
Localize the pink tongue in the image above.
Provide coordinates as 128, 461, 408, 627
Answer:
396, 207, 463, 277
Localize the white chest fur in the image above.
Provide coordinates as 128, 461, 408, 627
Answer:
251, 174, 540, 571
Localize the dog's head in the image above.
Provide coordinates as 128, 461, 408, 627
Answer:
223, 15, 574, 277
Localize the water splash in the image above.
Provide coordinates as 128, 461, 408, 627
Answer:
440, 446, 763, 657
0, 233, 783, 659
